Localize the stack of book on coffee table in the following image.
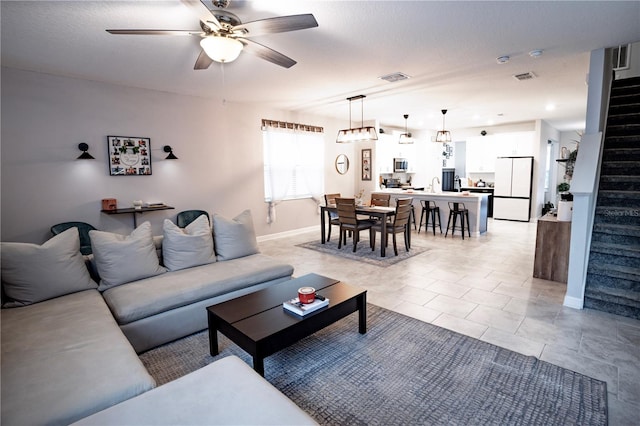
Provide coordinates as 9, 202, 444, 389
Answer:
283, 297, 329, 316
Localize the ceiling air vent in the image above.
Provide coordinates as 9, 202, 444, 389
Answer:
612, 44, 630, 71
379, 72, 411, 83
513, 71, 537, 81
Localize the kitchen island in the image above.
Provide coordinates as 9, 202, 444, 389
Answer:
373, 190, 489, 237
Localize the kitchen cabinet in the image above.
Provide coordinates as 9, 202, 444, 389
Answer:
466, 137, 496, 172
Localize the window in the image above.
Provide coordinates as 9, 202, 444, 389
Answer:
262, 121, 324, 203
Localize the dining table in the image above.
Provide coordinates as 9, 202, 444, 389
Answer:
320, 204, 398, 257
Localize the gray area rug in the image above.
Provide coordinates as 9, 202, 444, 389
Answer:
296, 237, 428, 267
140, 305, 607, 425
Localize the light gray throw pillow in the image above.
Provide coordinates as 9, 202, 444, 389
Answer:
213, 209, 259, 261
162, 215, 216, 271
90, 221, 166, 291
1, 227, 97, 307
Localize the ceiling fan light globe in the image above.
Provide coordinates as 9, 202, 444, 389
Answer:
200, 36, 243, 63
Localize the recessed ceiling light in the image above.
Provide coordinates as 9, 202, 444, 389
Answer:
529, 49, 543, 58
546, 103, 556, 111
496, 55, 510, 64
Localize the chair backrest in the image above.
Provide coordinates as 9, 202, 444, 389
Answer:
421, 199, 436, 210
324, 193, 341, 206
50, 221, 97, 256
335, 198, 358, 225
177, 210, 210, 228
370, 193, 390, 207
393, 198, 413, 228
448, 202, 467, 212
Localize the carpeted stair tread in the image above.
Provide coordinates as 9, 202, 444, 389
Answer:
590, 241, 640, 258
594, 206, 640, 226
605, 123, 640, 137
584, 285, 640, 305
584, 295, 640, 320
599, 175, 640, 191
593, 222, 640, 236
588, 261, 640, 283
604, 135, 640, 149
597, 190, 640, 207
602, 147, 640, 161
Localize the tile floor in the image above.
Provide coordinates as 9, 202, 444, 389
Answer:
258, 218, 640, 425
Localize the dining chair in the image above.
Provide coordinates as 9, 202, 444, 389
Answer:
445, 202, 471, 239
335, 197, 374, 252
370, 198, 413, 256
176, 210, 210, 228
370, 193, 391, 207
50, 221, 97, 256
324, 193, 341, 242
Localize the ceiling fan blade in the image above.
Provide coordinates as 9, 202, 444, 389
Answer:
106, 29, 201, 36
234, 14, 318, 37
240, 38, 296, 68
194, 49, 214, 70
199, 0, 223, 29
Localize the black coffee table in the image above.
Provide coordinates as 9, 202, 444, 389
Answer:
207, 273, 367, 376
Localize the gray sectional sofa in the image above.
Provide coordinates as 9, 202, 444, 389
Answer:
1, 211, 316, 425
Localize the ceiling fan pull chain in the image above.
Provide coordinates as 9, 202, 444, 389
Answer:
221, 62, 226, 105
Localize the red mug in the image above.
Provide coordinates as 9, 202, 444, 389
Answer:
298, 287, 316, 304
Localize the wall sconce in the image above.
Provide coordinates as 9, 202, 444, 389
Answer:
163, 145, 178, 160
77, 143, 95, 160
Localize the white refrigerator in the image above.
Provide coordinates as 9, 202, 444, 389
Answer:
493, 156, 534, 221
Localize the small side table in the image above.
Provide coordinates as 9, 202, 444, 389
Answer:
533, 213, 571, 283
101, 206, 175, 227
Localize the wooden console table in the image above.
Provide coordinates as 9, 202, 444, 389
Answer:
101, 205, 174, 227
533, 213, 571, 283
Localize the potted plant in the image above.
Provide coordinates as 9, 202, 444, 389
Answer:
557, 182, 573, 201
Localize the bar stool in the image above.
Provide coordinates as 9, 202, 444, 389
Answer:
445, 202, 471, 239
418, 200, 442, 235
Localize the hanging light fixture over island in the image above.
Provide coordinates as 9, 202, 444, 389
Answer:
336, 95, 378, 143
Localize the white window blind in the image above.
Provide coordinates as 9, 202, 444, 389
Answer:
262, 119, 325, 222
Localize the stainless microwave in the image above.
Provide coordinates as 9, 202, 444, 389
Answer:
393, 158, 409, 172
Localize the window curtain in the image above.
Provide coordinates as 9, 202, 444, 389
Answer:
262, 120, 324, 224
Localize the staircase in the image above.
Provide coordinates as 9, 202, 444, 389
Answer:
584, 76, 640, 319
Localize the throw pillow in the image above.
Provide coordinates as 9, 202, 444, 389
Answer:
90, 221, 166, 291
213, 209, 259, 261
1, 227, 97, 307
162, 215, 216, 271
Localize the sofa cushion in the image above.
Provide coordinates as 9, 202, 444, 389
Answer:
213, 209, 259, 261
72, 355, 317, 426
0, 227, 97, 307
0, 290, 155, 425
90, 221, 166, 291
162, 216, 215, 271
102, 254, 294, 325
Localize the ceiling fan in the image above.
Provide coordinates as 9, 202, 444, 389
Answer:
106, 0, 318, 69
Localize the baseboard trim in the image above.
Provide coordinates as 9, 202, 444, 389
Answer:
563, 295, 584, 310
257, 226, 317, 242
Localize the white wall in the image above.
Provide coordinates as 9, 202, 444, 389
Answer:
1, 67, 349, 243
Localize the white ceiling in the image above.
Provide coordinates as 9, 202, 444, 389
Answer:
2, 1, 639, 133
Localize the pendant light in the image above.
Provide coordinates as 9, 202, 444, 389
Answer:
435, 109, 452, 143
336, 95, 378, 143
399, 114, 414, 144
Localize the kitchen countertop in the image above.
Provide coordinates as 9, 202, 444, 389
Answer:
378, 189, 489, 199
